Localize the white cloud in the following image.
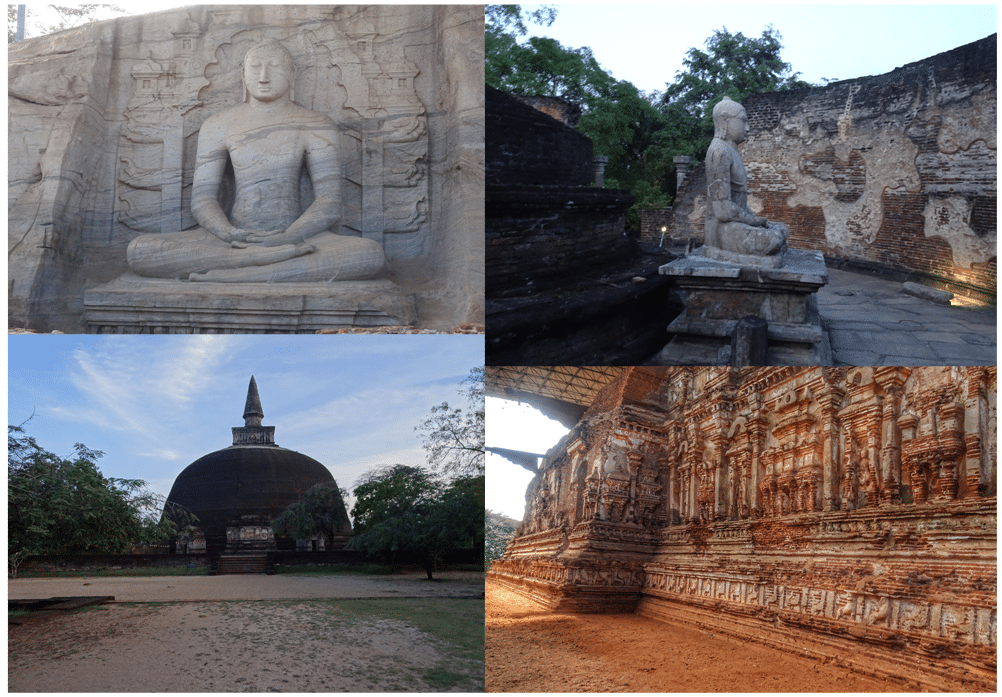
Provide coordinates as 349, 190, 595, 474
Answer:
46, 336, 237, 451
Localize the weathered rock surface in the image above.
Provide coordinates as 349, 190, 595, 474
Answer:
9, 5, 484, 332
489, 366, 997, 691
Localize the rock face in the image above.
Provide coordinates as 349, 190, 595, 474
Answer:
8, 5, 484, 332
489, 366, 997, 691
670, 34, 996, 303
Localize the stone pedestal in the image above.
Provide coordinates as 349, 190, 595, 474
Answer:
655, 248, 830, 365
83, 273, 416, 333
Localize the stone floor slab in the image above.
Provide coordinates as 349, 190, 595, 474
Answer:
818, 268, 995, 367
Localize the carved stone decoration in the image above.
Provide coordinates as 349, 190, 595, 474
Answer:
488, 366, 997, 692
655, 96, 829, 366
9, 5, 484, 332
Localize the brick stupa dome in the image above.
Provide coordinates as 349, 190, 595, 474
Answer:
166, 376, 350, 554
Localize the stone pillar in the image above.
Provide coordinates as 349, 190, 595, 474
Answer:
593, 156, 609, 188
964, 368, 991, 496
674, 155, 691, 190
730, 316, 768, 366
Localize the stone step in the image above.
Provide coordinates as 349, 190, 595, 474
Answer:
215, 555, 269, 575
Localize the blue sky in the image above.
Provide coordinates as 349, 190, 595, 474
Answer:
8, 334, 484, 508
517, 3, 997, 94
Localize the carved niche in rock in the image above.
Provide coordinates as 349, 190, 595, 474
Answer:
115, 9, 430, 266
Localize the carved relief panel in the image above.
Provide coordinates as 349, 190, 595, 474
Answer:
116, 7, 430, 260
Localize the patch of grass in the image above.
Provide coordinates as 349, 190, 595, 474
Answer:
423, 665, 471, 688
15, 566, 210, 579
322, 597, 485, 691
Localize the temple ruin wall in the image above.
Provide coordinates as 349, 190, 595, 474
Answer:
670, 35, 996, 301
489, 366, 997, 691
486, 85, 635, 295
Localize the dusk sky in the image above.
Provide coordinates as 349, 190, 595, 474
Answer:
517, 3, 996, 94
8, 334, 484, 513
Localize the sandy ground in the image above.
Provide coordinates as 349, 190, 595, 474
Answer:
8, 570, 484, 602
485, 582, 910, 693
9, 572, 485, 692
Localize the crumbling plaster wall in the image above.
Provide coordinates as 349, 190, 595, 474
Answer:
489, 366, 997, 691
671, 35, 996, 299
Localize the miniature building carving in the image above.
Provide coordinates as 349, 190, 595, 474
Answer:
166, 376, 350, 554
489, 366, 996, 691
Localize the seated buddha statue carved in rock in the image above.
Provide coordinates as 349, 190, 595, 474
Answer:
127, 38, 385, 283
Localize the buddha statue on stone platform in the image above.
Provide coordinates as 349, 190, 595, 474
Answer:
701, 96, 788, 267
127, 38, 385, 283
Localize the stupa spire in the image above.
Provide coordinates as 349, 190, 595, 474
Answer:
243, 375, 264, 427
232, 376, 275, 446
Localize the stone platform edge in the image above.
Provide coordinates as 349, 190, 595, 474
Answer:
83, 274, 417, 333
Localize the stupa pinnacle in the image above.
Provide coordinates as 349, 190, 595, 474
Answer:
233, 376, 275, 446
243, 375, 264, 427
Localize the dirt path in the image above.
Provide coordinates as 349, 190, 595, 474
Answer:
486, 582, 909, 693
9, 572, 485, 692
8, 570, 484, 602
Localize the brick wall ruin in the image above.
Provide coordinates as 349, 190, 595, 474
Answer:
638, 209, 674, 245
486, 86, 634, 295
670, 35, 996, 301
489, 366, 997, 691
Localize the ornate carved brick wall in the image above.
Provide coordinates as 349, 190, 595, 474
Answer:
489, 366, 996, 690
669, 35, 996, 301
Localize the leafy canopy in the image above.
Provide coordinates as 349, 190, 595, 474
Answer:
485, 509, 520, 572
485, 13, 812, 229
8, 424, 192, 570
416, 367, 485, 477
659, 26, 812, 159
349, 465, 484, 579
271, 482, 351, 545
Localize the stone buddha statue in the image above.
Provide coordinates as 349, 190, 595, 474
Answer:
701, 96, 788, 267
127, 38, 386, 283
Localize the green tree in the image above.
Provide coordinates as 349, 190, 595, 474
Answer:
486, 10, 672, 228
349, 465, 484, 580
416, 367, 485, 477
485, 4, 556, 90
659, 26, 813, 161
8, 424, 189, 575
485, 509, 519, 572
271, 482, 352, 550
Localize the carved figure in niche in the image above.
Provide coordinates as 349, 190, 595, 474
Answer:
858, 450, 879, 507
127, 39, 385, 282
703, 96, 788, 265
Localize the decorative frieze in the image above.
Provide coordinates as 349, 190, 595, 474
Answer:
489, 366, 996, 689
